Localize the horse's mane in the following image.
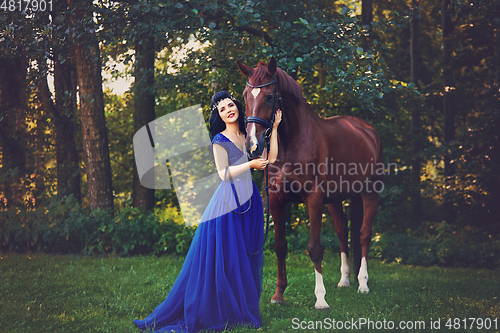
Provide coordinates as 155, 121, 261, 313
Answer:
250, 63, 305, 105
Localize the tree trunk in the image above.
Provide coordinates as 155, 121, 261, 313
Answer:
39, 0, 81, 202
410, 0, 422, 226
54, 56, 81, 202
495, 24, 499, 89
39, 59, 81, 203
68, 0, 114, 212
361, 0, 373, 50
0, 57, 27, 208
442, 0, 455, 222
33, 94, 46, 207
132, 36, 156, 212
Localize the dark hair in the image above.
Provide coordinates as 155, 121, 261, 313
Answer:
209, 90, 246, 139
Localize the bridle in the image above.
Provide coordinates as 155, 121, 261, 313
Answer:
244, 75, 282, 256
244, 76, 283, 140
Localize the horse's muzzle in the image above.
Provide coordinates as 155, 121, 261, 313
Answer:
245, 133, 266, 159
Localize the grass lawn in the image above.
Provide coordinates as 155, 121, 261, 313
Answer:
1, 251, 499, 332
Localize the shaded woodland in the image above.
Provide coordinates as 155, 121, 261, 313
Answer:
1, 0, 499, 266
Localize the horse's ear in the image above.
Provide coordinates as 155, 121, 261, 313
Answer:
267, 57, 277, 76
236, 60, 253, 77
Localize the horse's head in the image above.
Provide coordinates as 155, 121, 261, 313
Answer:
237, 57, 280, 159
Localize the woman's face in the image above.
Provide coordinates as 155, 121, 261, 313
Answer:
217, 98, 239, 124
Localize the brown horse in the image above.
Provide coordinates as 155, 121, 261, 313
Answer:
237, 57, 384, 310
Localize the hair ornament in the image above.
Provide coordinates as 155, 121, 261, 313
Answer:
211, 91, 238, 113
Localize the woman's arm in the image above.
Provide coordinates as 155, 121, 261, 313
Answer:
213, 144, 268, 180
268, 110, 282, 163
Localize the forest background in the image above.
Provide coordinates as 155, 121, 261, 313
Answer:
1, 0, 499, 268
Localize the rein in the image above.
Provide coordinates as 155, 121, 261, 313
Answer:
245, 76, 282, 256
223, 166, 252, 215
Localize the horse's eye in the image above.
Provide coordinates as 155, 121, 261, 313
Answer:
266, 95, 273, 103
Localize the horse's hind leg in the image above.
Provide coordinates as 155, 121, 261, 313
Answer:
357, 191, 378, 294
305, 194, 329, 310
327, 202, 350, 287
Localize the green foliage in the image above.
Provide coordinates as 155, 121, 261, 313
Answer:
83, 206, 194, 256
263, 203, 500, 269
372, 222, 500, 269
0, 195, 88, 253
270, 6, 405, 112
0, 196, 195, 256
104, 91, 135, 208
371, 0, 500, 232
434, 106, 500, 233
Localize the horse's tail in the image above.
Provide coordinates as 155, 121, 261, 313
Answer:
350, 193, 363, 283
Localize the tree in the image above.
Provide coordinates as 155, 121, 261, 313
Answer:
53, 55, 81, 202
68, 0, 113, 212
38, 57, 81, 202
361, 0, 374, 50
132, 35, 156, 212
410, 0, 422, 226
441, 0, 455, 223
0, 57, 28, 208
101, 0, 199, 211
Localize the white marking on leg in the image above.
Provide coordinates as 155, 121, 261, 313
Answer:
337, 252, 351, 287
249, 125, 258, 153
357, 257, 369, 293
314, 269, 329, 310
251, 88, 261, 98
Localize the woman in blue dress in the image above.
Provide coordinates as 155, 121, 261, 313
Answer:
133, 91, 281, 333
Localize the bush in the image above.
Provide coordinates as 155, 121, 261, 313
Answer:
371, 221, 500, 269
0, 196, 196, 256
371, 232, 438, 266
83, 205, 195, 256
0, 195, 88, 253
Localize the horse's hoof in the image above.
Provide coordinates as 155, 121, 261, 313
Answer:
337, 282, 350, 288
315, 305, 330, 311
314, 299, 330, 311
271, 299, 285, 305
357, 286, 370, 294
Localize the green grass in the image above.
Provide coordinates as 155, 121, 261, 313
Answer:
1, 251, 499, 332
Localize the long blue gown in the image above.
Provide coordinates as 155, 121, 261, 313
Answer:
133, 133, 264, 333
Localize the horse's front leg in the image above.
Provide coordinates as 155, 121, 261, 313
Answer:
327, 202, 350, 288
270, 196, 287, 304
305, 193, 329, 310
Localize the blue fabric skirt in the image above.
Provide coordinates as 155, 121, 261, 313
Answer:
133, 181, 264, 332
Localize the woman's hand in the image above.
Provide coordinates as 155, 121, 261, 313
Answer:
250, 158, 269, 170
273, 109, 282, 129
